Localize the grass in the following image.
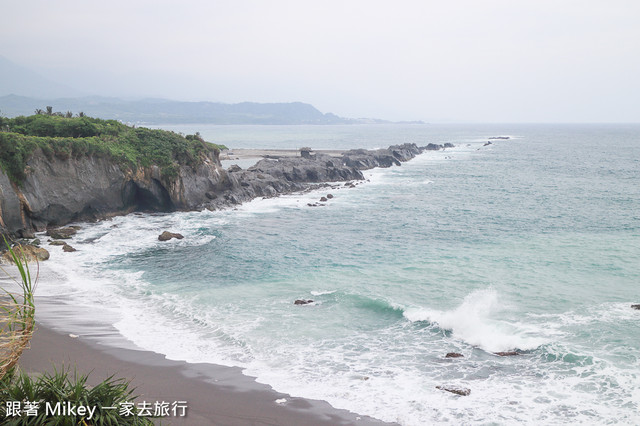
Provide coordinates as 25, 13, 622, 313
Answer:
0, 238, 36, 379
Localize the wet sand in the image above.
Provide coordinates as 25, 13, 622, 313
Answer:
18, 322, 395, 426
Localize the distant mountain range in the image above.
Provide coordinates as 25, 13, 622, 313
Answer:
0, 55, 423, 125
0, 94, 365, 124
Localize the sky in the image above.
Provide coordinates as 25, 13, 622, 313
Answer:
2, 0, 639, 122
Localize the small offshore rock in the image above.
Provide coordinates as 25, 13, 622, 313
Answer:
62, 243, 77, 252
484, 141, 493, 146
294, 299, 313, 305
495, 351, 519, 356
445, 352, 464, 358
443, 143, 455, 148
1, 245, 50, 264
326, 194, 334, 199
49, 240, 66, 246
320, 196, 328, 202
46, 227, 77, 239
631, 304, 640, 310
158, 231, 184, 241
436, 385, 471, 396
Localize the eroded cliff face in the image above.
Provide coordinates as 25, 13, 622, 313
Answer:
0, 142, 430, 236
0, 148, 229, 235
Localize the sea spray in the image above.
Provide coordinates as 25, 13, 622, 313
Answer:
404, 288, 548, 352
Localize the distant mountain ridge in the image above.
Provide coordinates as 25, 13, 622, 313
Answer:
0, 56, 423, 124
0, 95, 370, 125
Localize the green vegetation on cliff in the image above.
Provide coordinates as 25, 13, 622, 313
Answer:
0, 112, 225, 183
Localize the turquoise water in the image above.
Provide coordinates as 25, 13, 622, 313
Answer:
40, 124, 640, 424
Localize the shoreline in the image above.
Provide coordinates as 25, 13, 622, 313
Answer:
19, 321, 396, 425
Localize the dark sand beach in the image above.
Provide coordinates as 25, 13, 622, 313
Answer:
19, 322, 394, 426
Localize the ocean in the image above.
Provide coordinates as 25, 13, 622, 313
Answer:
36, 124, 640, 424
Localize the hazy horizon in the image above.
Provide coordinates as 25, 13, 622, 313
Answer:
2, 1, 639, 123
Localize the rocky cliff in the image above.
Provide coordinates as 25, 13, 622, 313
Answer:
0, 142, 438, 236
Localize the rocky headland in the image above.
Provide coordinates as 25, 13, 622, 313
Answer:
0, 114, 451, 239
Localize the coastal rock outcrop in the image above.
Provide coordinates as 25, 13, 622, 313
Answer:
158, 231, 184, 241
46, 227, 77, 239
294, 299, 313, 305
631, 304, 640, 310
0, 148, 228, 235
1, 142, 429, 235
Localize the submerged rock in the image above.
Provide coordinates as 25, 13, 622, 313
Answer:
49, 240, 66, 246
495, 351, 519, 356
445, 352, 464, 358
436, 385, 471, 396
158, 231, 184, 241
294, 299, 313, 305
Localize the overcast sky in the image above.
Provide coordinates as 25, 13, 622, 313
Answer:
2, 0, 639, 122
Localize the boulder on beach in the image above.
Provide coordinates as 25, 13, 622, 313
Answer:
294, 299, 313, 305
0, 244, 50, 264
445, 352, 464, 358
436, 385, 471, 396
158, 231, 184, 241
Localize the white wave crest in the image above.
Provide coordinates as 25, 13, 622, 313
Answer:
404, 288, 547, 353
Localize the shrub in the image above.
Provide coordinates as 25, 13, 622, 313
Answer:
0, 114, 226, 185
